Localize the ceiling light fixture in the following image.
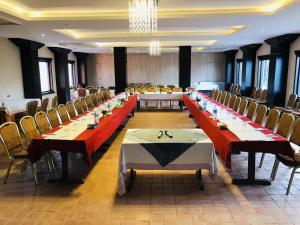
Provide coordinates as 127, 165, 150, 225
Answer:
149, 40, 161, 56
128, 0, 158, 34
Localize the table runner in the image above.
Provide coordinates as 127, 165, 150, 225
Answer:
183, 93, 294, 168
118, 129, 217, 195
28, 94, 137, 165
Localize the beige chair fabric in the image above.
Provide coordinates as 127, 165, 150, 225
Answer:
239, 99, 248, 115
41, 98, 49, 112
264, 109, 280, 131
224, 93, 231, 106
26, 100, 38, 117
20, 116, 40, 145
66, 101, 77, 119
86, 96, 95, 109
276, 113, 295, 138
80, 97, 88, 112
233, 97, 241, 112
57, 104, 70, 123
47, 108, 61, 128
255, 104, 267, 125
51, 96, 58, 108
74, 99, 84, 115
228, 95, 237, 109
247, 101, 258, 120
34, 111, 52, 134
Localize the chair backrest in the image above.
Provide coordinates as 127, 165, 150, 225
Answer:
210, 90, 216, 98
51, 96, 58, 108
20, 116, 40, 145
88, 88, 98, 95
233, 97, 241, 112
224, 93, 231, 106
57, 104, 70, 123
74, 99, 84, 115
41, 98, 49, 112
255, 104, 267, 125
286, 94, 297, 108
167, 85, 175, 90
95, 92, 102, 104
260, 89, 268, 101
85, 96, 95, 109
125, 87, 134, 93
250, 87, 257, 98
80, 97, 88, 112
185, 87, 195, 92
91, 93, 98, 106
247, 101, 258, 120
212, 90, 219, 100
146, 86, 157, 92
239, 98, 248, 115
47, 108, 61, 128
78, 88, 87, 97
290, 118, 300, 146
228, 95, 237, 109
160, 87, 171, 93
0, 122, 24, 160
254, 89, 262, 99
26, 100, 38, 117
34, 111, 52, 134
265, 109, 280, 131
219, 92, 227, 103
276, 113, 295, 138
216, 91, 222, 102
229, 84, 234, 92
66, 101, 77, 119
172, 87, 182, 92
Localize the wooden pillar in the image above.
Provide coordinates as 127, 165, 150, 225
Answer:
10, 38, 44, 99
265, 34, 299, 106
49, 47, 71, 104
240, 44, 261, 96
114, 47, 127, 94
179, 46, 191, 90
73, 52, 89, 86
224, 50, 238, 91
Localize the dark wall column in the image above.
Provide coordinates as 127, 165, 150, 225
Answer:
49, 47, 71, 104
179, 46, 191, 90
240, 44, 261, 96
114, 47, 127, 94
10, 38, 44, 99
224, 50, 238, 91
73, 52, 89, 85
265, 34, 299, 106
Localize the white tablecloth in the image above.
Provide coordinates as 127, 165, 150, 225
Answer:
138, 92, 184, 101
197, 82, 219, 91
118, 129, 218, 195
1, 99, 41, 116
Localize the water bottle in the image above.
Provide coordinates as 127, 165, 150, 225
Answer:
213, 105, 218, 120
107, 103, 111, 113
202, 100, 207, 111
94, 112, 98, 127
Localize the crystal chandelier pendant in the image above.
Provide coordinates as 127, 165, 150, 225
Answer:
128, 0, 158, 34
149, 40, 161, 56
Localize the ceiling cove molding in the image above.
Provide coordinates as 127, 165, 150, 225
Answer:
0, 0, 295, 21
54, 26, 245, 40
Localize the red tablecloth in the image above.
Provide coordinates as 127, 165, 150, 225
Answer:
28, 95, 137, 166
183, 94, 294, 168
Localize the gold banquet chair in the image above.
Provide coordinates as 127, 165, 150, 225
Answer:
258, 109, 282, 168
47, 108, 61, 128
224, 93, 231, 106
57, 104, 70, 123
228, 94, 237, 109
40, 98, 49, 113
51, 96, 58, 108
74, 99, 84, 115
0, 122, 37, 184
26, 100, 39, 117
66, 101, 77, 119
34, 111, 52, 134
247, 101, 258, 120
233, 97, 241, 112
80, 97, 88, 112
238, 98, 248, 115
255, 104, 267, 125
270, 113, 295, 180
271, 118, 300, 195
86, 95, 95, 109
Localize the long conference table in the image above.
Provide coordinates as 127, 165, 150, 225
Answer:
183, 93, 294, 185
28, 94, 137, 183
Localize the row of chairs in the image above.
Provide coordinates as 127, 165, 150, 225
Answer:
0, 90, 111, 184
245, 87, 268, 104
211, 89, 300, 195
25, 96, 58, 117
229, 83, 241, 95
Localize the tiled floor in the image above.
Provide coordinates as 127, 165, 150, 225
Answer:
0, 111, 299, 225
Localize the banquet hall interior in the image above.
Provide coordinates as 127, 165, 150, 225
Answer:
1, 0, 300, 224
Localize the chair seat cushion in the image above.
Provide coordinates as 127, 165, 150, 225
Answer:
277, 153, 300, 167
12, 148, 29, 159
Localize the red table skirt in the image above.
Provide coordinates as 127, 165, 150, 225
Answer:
183, 94, 294, 168
28, 95, 137, 166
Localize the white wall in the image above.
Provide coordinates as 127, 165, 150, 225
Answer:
254, 43, 270, 86
0, 38, 24, 100
286, 37, 300, 102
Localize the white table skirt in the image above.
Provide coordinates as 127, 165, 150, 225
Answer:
1, 98, 41, 116
118, 129, 218, 195
138, 92, 185, 101
197, 82, 219, 91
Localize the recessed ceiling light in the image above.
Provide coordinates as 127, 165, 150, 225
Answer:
41, 33, 45, 37
261, 28, 265, 32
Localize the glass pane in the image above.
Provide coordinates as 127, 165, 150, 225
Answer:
39, 61, 51, 92
68, 63, 74, 87
295, 57, 300, 96
258, 59, 270, 90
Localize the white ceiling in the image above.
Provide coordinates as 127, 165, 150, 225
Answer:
0, 0, 299, 53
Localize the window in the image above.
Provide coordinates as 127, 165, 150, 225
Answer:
68, 61, 75, 88
257, 56, 270, 90
294, 51, 300, 95
38, 58, 53, 94
235, 59, 243, 85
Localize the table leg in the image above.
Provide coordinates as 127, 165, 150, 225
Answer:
196, 170, 204, 190
131, 108, 135, 117
232, 152, 271, 185
137, 101, 140, 111
48, 152, 84, 184
179, 101, 183, 112
127, 169, 136, 191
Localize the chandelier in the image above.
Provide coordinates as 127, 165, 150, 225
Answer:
128, 0, 158, 34
149, 40, 161, 56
